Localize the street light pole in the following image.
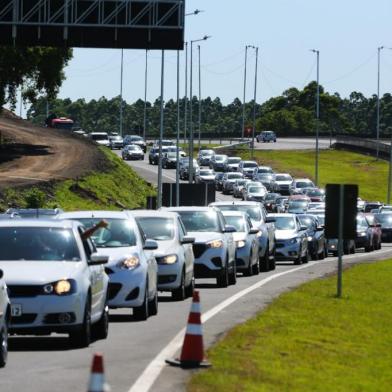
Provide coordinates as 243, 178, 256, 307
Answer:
311, 49, 320, 186
176, 50, 180, 206
198, 44, 202, 151
119, 48, 124, 137
388, 132, 392, 204
143, 49, 148, 141
376, 46, 384, 160
251, 47, 259, 159
241, 46, 249, 140
184, 42, 188, 144
189, 35, 211, 184
157, 50, 165, 208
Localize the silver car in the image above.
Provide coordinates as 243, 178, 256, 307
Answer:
243, 184, 268, 202
238, 160, 259, 178
198, 149, 215, 166
221, 211, 260, 276
0, 219, 109, 348
58, 211, 159, 321
233, 179, 251, 198
210, 201, 276, 272
222, 172, 245, 194
195, 169, 216, 184
0, 269, 10, 367
132, 210, 195, 301
167, 207, 237, 288
269, 213, 309, 264
275, 173, 294, 195
224, 157, 242, 172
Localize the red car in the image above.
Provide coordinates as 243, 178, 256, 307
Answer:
364, 213, 382, 249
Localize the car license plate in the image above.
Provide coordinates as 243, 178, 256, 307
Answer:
11, 304, 22, 317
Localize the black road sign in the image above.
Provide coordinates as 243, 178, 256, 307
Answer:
162, 183, 215, 207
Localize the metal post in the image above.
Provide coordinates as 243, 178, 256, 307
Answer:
241, 46, 248, 140
315, 50, 320, 186
388, 131, 392, 204
251, 47, 259, 159
46, 99, 49, 118
198, 45, 202, 151
143, 49, 148, 141
189, 41, 194, 184
157, 50, 165, 208
119, 48, 124, 137
337, 185, 344, 298
184, 42, 188, 144
376, 46, 383, 160
176, 50, 180, 206
19, 86, 23, 118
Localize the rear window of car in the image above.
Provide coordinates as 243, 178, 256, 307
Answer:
136, 217, 175, 240
0, 227, 80, 261
176, 211, 221, 232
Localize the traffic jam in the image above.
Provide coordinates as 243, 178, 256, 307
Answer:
0, 141, 391, 368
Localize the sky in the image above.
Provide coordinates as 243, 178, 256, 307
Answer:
15, 0, 392, 116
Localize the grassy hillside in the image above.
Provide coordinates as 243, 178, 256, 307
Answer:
237, 149, 389, 202
0, 147, 155, 211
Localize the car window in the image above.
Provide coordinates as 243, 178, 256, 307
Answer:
273, 216, 296, 230
0, 227, 81, 261
136, 217, 175, 241
224, 215, 246, 232
176, 211, 221, 232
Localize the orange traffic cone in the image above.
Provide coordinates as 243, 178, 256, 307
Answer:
88, 353, 110, 392
166, 290, 211, 368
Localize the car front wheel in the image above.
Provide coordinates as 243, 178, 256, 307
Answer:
92, 305, 109, 340
172, 270, 186, 301
133, 282, 149, 321
69, 299, 91, 348
0, 324, 8, 368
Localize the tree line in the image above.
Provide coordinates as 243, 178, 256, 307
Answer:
26, 81, 392, 138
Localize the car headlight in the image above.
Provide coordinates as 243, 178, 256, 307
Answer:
207, 239, 224, 249
307, 236, 313, 241
158, 254, 178, 265
358, 232, 367, 237
236, 240, 246, 248
118, 256, 140, 270
256, 231, 262, 237
43, 279, 75, 296
288, 238, 299, 244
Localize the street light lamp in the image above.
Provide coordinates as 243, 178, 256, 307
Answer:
186, 9, 204, 16
242, 45, 255, 139
310, 49, 320, 186
189, 35, 211, 184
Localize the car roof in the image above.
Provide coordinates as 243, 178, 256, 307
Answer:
166, 206, 219, 213
275, 173, 292, 177
269, 213, 296, 218
294, 178, 313, 182
221, 210, 247, 217
210, 201, 262, 207
57, 210, 133, 220
0, 219, 78, 228
130, 210, 179, 219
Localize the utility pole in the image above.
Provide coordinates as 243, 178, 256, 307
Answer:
143, 49, 148, 141
241, 46, 249, 140
119, 48, 124, 137
251, 47, 259, 159
176, 50, 180, 206
376, 46, 384, 159
157, 50, 165, 208
198, 45, 202, 151
311, 49, 320, 186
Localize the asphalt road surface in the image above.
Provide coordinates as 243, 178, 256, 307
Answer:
2, 145, 388, 392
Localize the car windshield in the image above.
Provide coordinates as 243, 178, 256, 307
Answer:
243, 162, 257, 168
217, 205, 261, 221
307, 189, 323, 196
128, 145, 140, 150
317, 216, 325, 225
167, 153, 177, 158
215, 173, 224, 180
257, 167, 272, 173
223, 216, 246, 232
249, 186, 263, 193
201, 150, 214, 156
91, 134, 108, 141
381, 206, 392, 213
176, 211, 221, 232
227, 173, 243, 179
289, 201, 308, 209
276, 175, 292, 181
265, 194, 279, 201
296, 181, 313, 188
136, 217, 175, 241
274, 216, 296, 230
200, 170, 214, 175
375, 213, 392, 224
235, 180, 247, 186
111, 136, 122, 140
130, 136, 143, 141
228, 157, 241, 164
0, 227, 80, 261
298, 216, 316, 230
357, 216, 368, 230
215, 155, 226, 162
77, 218, 136, 247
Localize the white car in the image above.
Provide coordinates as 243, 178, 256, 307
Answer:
291, 178, 316, 195
167, 207, 237, 288
275, 173, 294, 195
89, 132, 110, 147
132, 210, 195, 300
221, 211, 260, 276
0, 220, 109, 348
0, 269, 10, 367
58, 211, 159, 321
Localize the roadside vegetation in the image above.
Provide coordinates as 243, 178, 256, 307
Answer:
237, 148, 389, 202
0, 147, 155, 211
189, 259, 392, 392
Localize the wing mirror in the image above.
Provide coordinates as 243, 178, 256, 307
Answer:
144, 239, 159, 250
249, 228, 259, 235
224, 225, 237, 233
316, 226, 324, 231
265, 217, 276, 223
300, 225, 308, 231
89, 253, 109, 266
181, 236, 195, 245
0, 269, 3, 279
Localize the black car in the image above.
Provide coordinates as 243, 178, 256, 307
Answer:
364, 201, 383, 213
374, 213, 392, 241
148, 146, 170, 165
263, 193, 281, 212
355, 214, 374, 252
162, 152, 177, 169
297, 214, 326, 260
215, 173, 225, 191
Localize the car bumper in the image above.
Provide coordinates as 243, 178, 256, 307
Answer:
235, 245, 252, 270
275, 241, 301, 260
192, 246, 226, 278
157, 263, 183, 290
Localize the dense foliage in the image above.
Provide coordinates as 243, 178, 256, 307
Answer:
0, 46, 73, 109
27, 82, 392, 138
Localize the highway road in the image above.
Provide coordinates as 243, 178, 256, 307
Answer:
1, 144, 389, 392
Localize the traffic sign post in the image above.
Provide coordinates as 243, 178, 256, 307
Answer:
325, 184, 358, 298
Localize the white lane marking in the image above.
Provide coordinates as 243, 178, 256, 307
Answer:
129, 247, 392, 392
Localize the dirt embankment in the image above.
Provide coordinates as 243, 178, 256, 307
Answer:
0, 110, 104, 190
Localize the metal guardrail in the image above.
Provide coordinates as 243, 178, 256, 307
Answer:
213, 140, 251, 154
335, 135, 391, 157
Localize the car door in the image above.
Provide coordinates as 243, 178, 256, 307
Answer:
178, 218, 194, 281
139, 230, 157, 299
218, 211, 235, 264
79, 229, 106, 321
0, 271, 9, 328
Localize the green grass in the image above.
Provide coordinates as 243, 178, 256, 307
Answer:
0, 147, 155, 211
189, 259, 392, 392
237, 149, 389, 202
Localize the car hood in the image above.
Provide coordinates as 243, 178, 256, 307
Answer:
148, 240, 177, 257
200, 175, 216, 180
228, 164, 239, 168
275, 229, 298, 240
96, 140, 109, 145
232, 232, 247, 242
188, 231, 224, 243
276, 180, 292, 185
249, 191, 266, 197
96, 246, 139, 266
0, 261, 85, 285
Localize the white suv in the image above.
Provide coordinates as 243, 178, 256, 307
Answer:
0, 220, 109, 348
0, 269, 10, 367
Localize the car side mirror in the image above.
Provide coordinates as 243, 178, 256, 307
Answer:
143, 239, 158, 250
376, 223, 382, 228
300, 225, 308, 231
224, 225, 237, 233
181, 236, 195, 245
89, 253, 109, 266
249, 228, 259, 235
0, 269, 3, 279
316, 226, 324, 231
265, 217, 276, 223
